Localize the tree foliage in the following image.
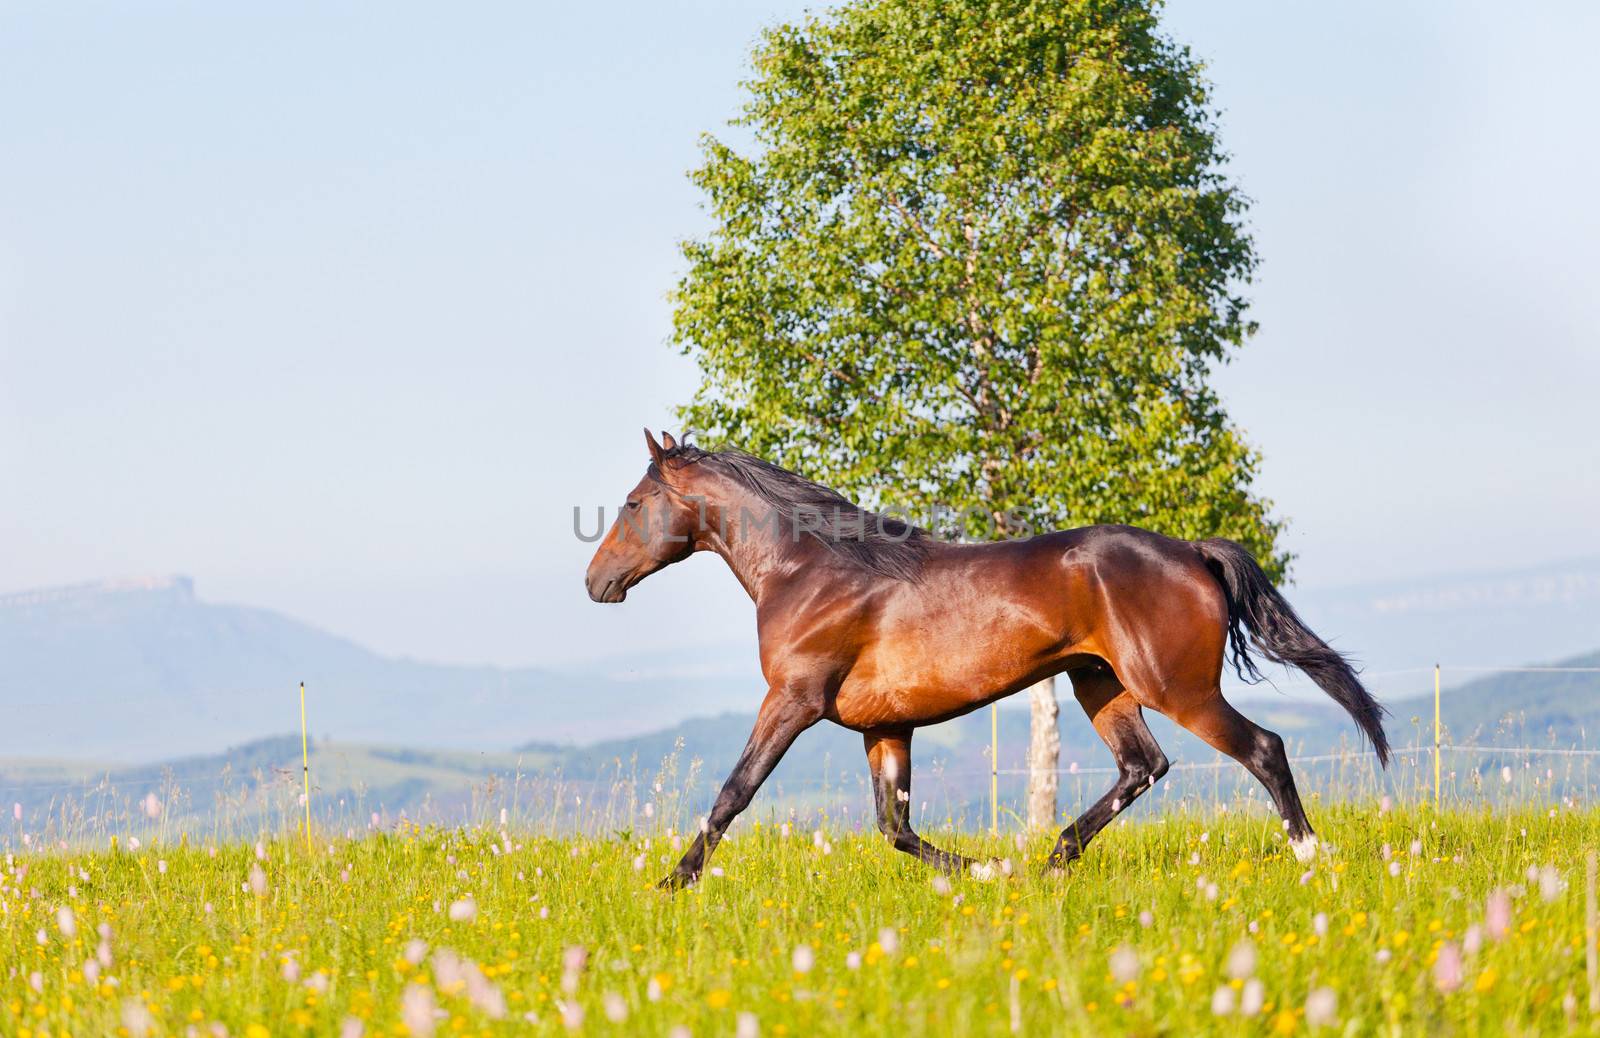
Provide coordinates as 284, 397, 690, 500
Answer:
673, 0, 1287, 577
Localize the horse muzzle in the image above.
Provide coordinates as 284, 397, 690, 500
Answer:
585, 572, 629, 604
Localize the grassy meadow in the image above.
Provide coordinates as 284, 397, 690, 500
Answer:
4, 804, 1599, 1036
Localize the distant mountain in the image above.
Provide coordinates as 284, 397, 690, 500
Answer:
0, 577, 755, 760
3, 557, 1596, 765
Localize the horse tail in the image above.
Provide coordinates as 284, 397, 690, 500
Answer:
1195, 538, 1390, 767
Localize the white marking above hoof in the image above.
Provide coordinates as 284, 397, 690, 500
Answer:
970, 861, 997, 882
1290, 835, 1319, 863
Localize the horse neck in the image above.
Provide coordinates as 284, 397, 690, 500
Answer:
685, 476, 814, 603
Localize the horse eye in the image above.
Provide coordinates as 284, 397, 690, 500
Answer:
625, 499, 642, 511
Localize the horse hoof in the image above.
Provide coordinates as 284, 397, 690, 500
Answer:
970, 858, 1011, 882
1289, 835, 1320, 863
656, 871, 697, 892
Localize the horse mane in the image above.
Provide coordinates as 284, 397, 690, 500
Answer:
659, 444, 931, 582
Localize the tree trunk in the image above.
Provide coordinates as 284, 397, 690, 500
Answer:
1026, 676, 1060, 831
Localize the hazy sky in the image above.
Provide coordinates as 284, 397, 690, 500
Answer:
3, 1, 1596, 668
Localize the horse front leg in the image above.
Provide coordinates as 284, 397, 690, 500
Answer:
660, 685, 821, 890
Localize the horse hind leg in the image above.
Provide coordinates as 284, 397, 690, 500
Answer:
1044, 669, 1170, 871
1174, 691, 1317, 860
864, 728, 974, 874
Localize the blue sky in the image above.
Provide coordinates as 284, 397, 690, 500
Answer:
2, 1, 1596, 668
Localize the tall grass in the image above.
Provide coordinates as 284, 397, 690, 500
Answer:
5, 802, 1600, 1036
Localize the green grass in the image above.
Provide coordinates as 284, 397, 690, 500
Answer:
5, 805, 1599, 1036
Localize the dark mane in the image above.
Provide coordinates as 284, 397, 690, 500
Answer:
661, 444, 930, 582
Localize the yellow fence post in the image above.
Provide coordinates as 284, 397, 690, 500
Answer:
300, 681, 313, 853
990, 703, 999, 835
1433, 664, 1442, 811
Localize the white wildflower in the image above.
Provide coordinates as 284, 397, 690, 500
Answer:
792, 944, 814, 974
401, 984, 437, 1037
1240, 978, 1264, 1016
1225, 939, 1256, 980
1305, 986, 1337, 1027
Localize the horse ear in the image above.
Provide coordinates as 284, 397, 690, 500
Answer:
644, 428, 665, 466
661, 431, 678, 450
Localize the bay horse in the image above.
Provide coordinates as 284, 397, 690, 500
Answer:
586, 430, 1388, 889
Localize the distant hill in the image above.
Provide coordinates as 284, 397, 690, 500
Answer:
5, 652, 1593, 840
2, 560, 1596, 768
0, 577, 754, 760
0, 705, 1352, 840
1405, 650, 1600, 747
0, 734, 554, 838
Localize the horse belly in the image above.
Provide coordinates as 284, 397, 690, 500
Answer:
831, 642, 1040, 729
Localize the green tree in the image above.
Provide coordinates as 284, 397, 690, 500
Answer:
672, 0, 1285, 826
